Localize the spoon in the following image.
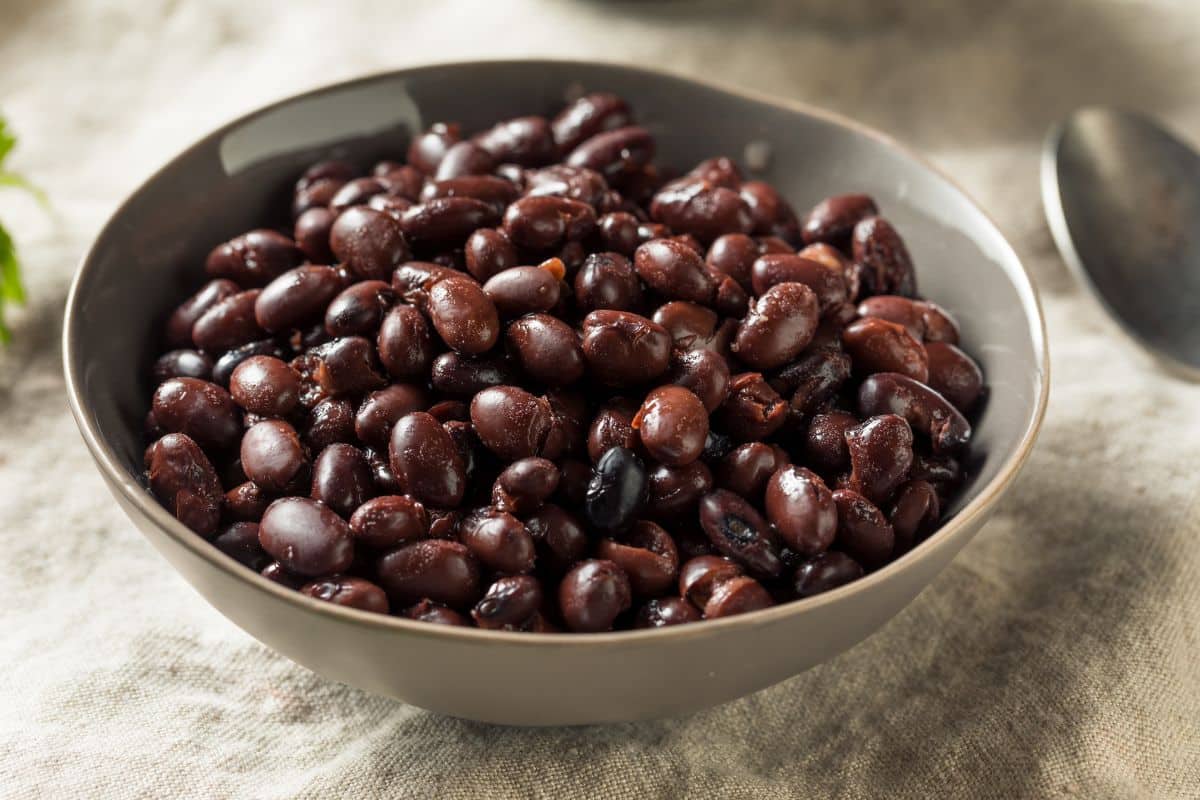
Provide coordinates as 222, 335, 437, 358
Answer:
1042, 107, 1200, 379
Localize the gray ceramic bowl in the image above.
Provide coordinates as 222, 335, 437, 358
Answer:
64, 60, 1048, 726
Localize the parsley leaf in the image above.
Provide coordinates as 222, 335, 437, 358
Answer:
0, 114, 45, 344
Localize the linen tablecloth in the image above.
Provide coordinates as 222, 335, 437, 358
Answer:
2, 1, 1198, 796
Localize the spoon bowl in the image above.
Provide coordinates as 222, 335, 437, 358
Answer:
1043, 107, 1200, 378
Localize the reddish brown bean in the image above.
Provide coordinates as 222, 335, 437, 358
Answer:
565, 126, 654, 180
773, 347, 852, 418
224, 481, 270, 523
889, 479, 941, 554
704, 575, 773, 618
580, 310, 671, 386
596, 520, 679, 597
464, 228, 518, 282
301, 576, 389, 614
329, 207, 411, 281
802, 194, 878, 248
459, 510, 537, 575
483, 265, 562, 318
715, 372, 788, 441
241, 420, 307, 493
310, 443, 373, 518
301, 398, 356, 452
594, 212, 641, 256
631, 385, 708, 466
852, 216, 917, 297
505, 313, 585, 387
552, 93, 633, 154
698, 489, 782, 578
574, 252, 643, 313
433, 141, 496, 180
646, 460, 713, 518
309, 336, 386, 396
751, 254, 848, 312
667, 349, 731, 413
192, 290, 266, 353
258, 497, 355, 577
649, 177, 754, 244
491, 457, 560, 515
524, 503, 589, 577
470, 386, 559, 460
229, 356, 300, 418
858, 373, 971, 454
924, 341, 984, 412
832, 489, 895, 570
802, 411, 859, 475
152, 377, 242, 451
842, 317, 929, 382
845, 414, 914, 506
732, 282, 819, 370
254, 266, 345, 334
353, 384, 427, 451
765, 466, 838, 556
426, 275, 500, 355
502, 196, 596, 251
678, 555, 744, 609
349, 495, 428, 550
399, 197, 498, 248
324, 280, 394, 338
205, 229, 303, 287
793, 551, 864, 598
472, 575, 544, 630
635, 597, 701, 628
376, 304, 434, 380
388, 412, 466, 509
558, 559, 633, 632
474, 116, 556, 166
714, 442, 786, 501
165, 279, 240, 348
407, 122, 462, 174
377, 539, 481, 609
145, 433, 223, 536
634, 238, 716, 304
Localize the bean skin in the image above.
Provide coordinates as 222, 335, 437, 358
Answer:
842, 317, 929, 382
153, 350, 214, 384
596, 520, 679, 596
325, 280, 394, 338
472, 575, 544, 630
301, 576, 389, 614
212, 521, 268, 568
426, 275, 500, 355
889, 479, 941, 554
377, 539, 482, 609
474, 116, 556, 166
649, 177, 754, 244
631, 385, 708, 466
679, 555, 744, 609
751, 254, 847, 312
646, 460, 713, 518
388, 412, 467, 508
773, 347, 851, 418
566, 126, 654, 180
715, 442, 786, 501
330, 207, 411, 281
844, 414, 914, 506
852, 216, 917, 297
483, 265, 562, 318
241, 420, 308, 493
635, 596, 701, 628
506, 313, 585, 387
634, 239, 716, 304
802, 194, 878, 249
524, 503, 589, 577
376, 304, 434, 379
430, 351, 516, 397
258, 497, 355, 577
802, 411, 859, 476
470, 386, 561, 461
407, 122, 462, 175
192, 290, 265, 353
924, 341, 984, 412
399, 197, 498, 248
255, 266, 346, 334
765, 466, 838, 556
502, 196, 596, 251
552, 93, 633, 154
793, 551, 864, 597
309, 336, 386, 396
459, 510, 537, 575
584, 446, 648, 535
349, 495, 428, 550
224, 481, 270, 524
732, 282, 819, 370
145, 433, 223, 536
152, 377, 242, 452
310, 443, 374, 517
165, 279, 240, 349
586, 400, 638, 463
404, 599, 470, 626
580, 310, 671, 386
715, 372, 788, 441
704, 575, 773, 618
229, 356, 300, 418
205, 229, 303, 287
858, 372, 971, 454
301, 398, 355, 452
558, 559, 633, 632
491, 457, 560, 515
698, 489, 782, 578
832, 489, 895, 570
353, 384, 427, 451
464, 228, 518, 282
668, 349, 731, 413
574, 252, 643, 314
433, 141, 496, 180
653, 301, 718, 352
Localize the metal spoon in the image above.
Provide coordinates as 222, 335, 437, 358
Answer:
1042, 107, 1200, 379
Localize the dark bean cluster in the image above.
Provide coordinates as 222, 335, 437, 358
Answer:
144, 92, 984, 633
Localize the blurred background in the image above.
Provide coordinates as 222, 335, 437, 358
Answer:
3, 2, 1198, 797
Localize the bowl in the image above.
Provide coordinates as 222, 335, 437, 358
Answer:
64, 60, 1048, 726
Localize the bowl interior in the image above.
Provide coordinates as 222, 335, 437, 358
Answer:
68, 60, 1045, 579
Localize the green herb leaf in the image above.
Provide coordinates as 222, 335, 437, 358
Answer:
0, 117, 15, 167
0, 224, 19, 343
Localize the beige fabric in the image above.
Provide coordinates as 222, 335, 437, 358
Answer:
2, 1, 1199, 797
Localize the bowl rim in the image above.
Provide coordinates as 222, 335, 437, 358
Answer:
63, 57, 1050, 647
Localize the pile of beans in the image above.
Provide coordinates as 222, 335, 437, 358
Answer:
143, 92, 984, 633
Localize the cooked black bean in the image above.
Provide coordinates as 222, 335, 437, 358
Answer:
634, 238, 716, 304
354, 384, 427, 451
649, 176, 753, 244
574, 252, 643, 313
646, 460, 713, 518
403, 599, 470, 626
224, 481, 270, 523
732, 282, 819, 370
585, 446, 648, 535
309, 336, 386, 396
552, 93, 633, 154
714, 442, 787, 501
301, 397, 355, 452
793, 551, 864, 597
459, 510, 536, 575
667, 348, 731, 414
580, 310, 671, 386
229, 355, 300, 418
349, 494, 428, 550
301, 576, 389, 614
703, 575, 773, 618
566, 126, 654, 180
505, 313, 585, 386
889, 479, 941, 554
832, 489, 895, 570
407, 122, 462, 174
472, 575, 544, 630
310, 443, 373, 517
205, 229, 303, 287
212, 521, 268, 569
241, 420, 308, 493
426, 275, 500, 355
145, 433, 224, 536
400, 197, 498, 248
484, 264, 562, 318
765, 466, 837, 556
152, 377, 242, 451
634, 597, 701, 628
678, 555, 744, 609
802, 193, 878, 249
845, 414, 914, 506
258, 497, 355, 576
492, 457, 560, 515
502, 195, 596, 251
558, 559, 633, 632
464, 228, 518, 282
843, 317, 929, 382
430, 351, 516, 396
255, 266, 345, 334
388, 411, 466, 508
470, 386, 560, 460
165, 279, 240, 349
858, 372, 971, 454
631, 385, 708, 466
153, 349, 213, 384
434, 141, 496, 180
698, 490, 781, 578
377, 539, 481, 609
192, 289, 266, 353
715, 372, 788, 441
595, 520, 679, 596
924, 341, 984, 412
802, 411, 859, 476
524, 503, 589, 577
852, 216, 917, 297
330, 207, 411, 281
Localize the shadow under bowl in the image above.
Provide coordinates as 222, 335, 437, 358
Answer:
64, 59, 1048, 726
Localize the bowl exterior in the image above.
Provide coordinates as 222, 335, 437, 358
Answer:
67, 61, 1047, 725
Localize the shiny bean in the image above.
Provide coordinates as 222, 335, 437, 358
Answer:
852, 216, 917, 297
472, 575, 544, 630
407, 122, 462, 175
634, 596, 701, 627
732, 282, 819, 370
502, 196, 596, 251
802, 411, 859, 475
649, 177, 754, 243
211, 339, 287, 388
224, 481, 270, 523
832, 489, 894, 570
152, 349, 213, 384
715, 372, 788, 441
301, 576, 389, 614
145, 433, 223, 536
858, 372, 971, 454
889, 479, 941, 554
715, 442, 786, 501
329, 207, 411, 281
205, 229, 303, 287
505, 313, 585, 386
552, 93, 632, 154
698, 489, 782, 578
646, 460, 713, 518
329, 177, 387, 213
297, 159, 356, 192
667, 349, 731, 413
474, 116, 556, 166
308, 443, 373, 518
229, 355, 300, 418
704, 575, 773, 618
464, 228, 518, 282
192, 290, 266, 353
241, 420, 308, 492
595, 211, 640, 256
377, 539, 481, 609
152, 377, 242, 451
291, 207, 334, 263
565, 126, 654, 180
377, 163, 425, 200
426, 275, 500, 355
375, 304, 433, 379
403, 599, 470, 626
301, 398, 355, 452
260, 560, 307, 589
574, 252, 643, 313
842, 317, 929, 382
801, 193, 878, 248
471, 385, 563, 461
925, 341, 984, 412
751, 254, 847, 312
165, 279, 240, 348
399, 197, 498, 248
423, 174, 517, 211
580, 310, 671, 386
388, 411, 466, 508
433, 141, 496, 180
773, 347, 851, 418
324, 280, 393, 338
524, 503, 589, 577
633, 238, 716, 304
585, 446, 648, 535
254, 266, 345, 334
678, 555, 744, 609
491, 457, 560, 515
631, 385, 708, 466
293, 177, 345, 219
596, 520, 679, 596
558, 559, 633, 632
310, 336, 386, 396
793, 551, 864, 597
856, 295, 926, 339
430, 351, 516, 396
765, 466, 837, 556
212, 521, 268, 568
845, 414, 914, 506
258, 496, 355, 576
586, 399, 638, 463
353, 384, 427, 450
459, 510, 536, 575
484, 265, 562, 318
349, 494, 428, 550
740, 181, 798, 239
653, 301, 717, 352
